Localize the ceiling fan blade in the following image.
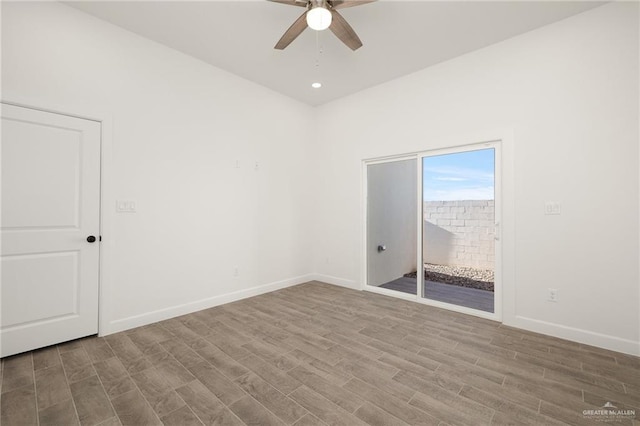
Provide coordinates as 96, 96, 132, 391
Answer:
329, 9, 363, 50
268, 0, 307, 7
330, 0, 375, 10
275, 11, 309, 49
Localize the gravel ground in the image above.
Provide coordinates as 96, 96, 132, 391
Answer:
404, 263, 494, 292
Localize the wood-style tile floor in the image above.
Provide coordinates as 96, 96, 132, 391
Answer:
1, 282, 638, 426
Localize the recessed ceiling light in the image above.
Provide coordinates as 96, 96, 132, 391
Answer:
311, 82, 322, 89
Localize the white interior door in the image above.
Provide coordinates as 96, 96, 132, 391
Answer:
1, 103, 101, 357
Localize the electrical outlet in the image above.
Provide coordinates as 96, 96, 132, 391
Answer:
233, 267, 239, 277
548, 288, 558, 302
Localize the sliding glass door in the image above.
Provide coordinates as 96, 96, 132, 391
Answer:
364, 142, 500, 319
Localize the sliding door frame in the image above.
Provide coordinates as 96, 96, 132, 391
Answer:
361, 139, 503, 322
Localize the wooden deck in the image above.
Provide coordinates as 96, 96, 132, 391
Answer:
378, 276, 494, 313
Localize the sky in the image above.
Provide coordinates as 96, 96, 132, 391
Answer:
423, 148, 495, 201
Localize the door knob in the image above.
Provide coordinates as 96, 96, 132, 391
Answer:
86, 235, 97, 243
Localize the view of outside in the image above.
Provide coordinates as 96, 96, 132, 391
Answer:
422, 149, 495, 202
371, 148, 496, 313
418, 148, 496, 312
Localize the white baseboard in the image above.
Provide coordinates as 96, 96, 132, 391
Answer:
102, 274, 314, 335
506, 316, 640, 357
310, 274, 639, 357
309, 273, 360, 290
504, 316, 640, 356
102, 271, 639, 357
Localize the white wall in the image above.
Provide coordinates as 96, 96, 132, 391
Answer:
1, 1, 314, 333
366, 159, 417, 287
312, 3, 639, 355
2, 2, 638, 355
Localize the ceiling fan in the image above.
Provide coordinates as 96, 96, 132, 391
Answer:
269, 0, 375, 51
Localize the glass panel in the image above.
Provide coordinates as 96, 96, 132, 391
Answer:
421, 148, 495, 313
367, 159, 417, 295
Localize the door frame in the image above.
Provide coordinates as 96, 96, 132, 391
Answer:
2, 97, 114, 337
361, 131, 513, 322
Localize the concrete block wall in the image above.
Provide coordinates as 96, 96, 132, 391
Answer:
423, 200, 495, 269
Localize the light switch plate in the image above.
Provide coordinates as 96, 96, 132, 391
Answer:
544, 202, 561, 215
116, 200, 136, 213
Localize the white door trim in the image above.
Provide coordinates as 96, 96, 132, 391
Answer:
361, 129, 515, 323
2, 97, 114, 337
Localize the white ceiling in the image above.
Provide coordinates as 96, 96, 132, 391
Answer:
67, 1, 603, 106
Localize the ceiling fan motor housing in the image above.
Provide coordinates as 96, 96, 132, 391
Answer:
270, 0, 373, 51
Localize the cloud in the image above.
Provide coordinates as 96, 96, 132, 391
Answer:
435, 177, 467, 182
424, 186, 494, 201
424, 166, 493, 183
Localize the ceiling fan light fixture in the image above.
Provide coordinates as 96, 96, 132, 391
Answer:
306, 6, 332, 31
